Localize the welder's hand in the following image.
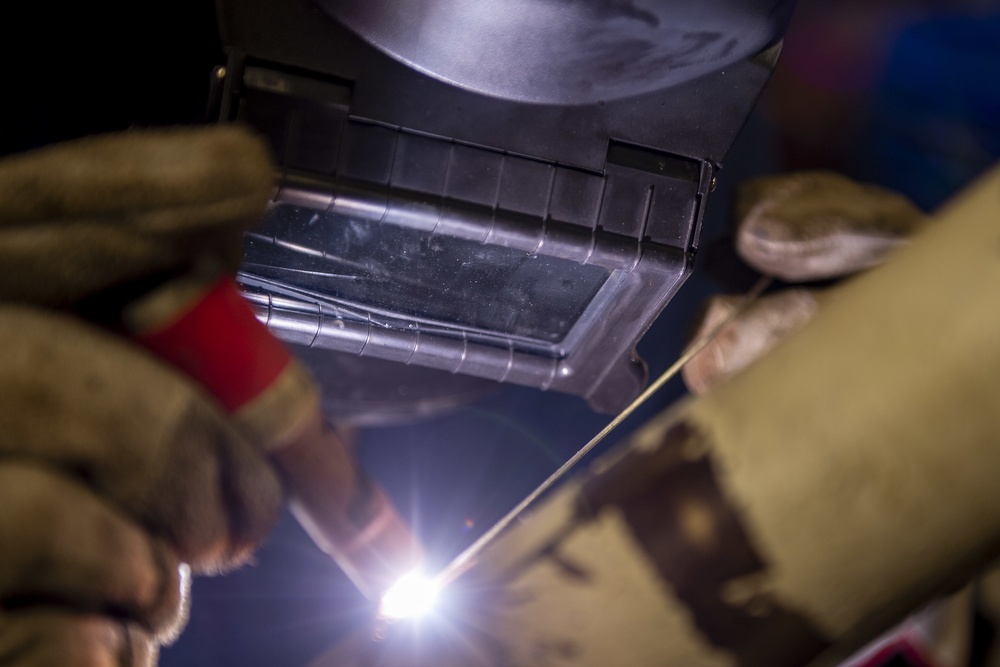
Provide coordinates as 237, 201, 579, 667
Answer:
682, 171, 927, 395
0, 128, 283, 666
682, 171, 978, 667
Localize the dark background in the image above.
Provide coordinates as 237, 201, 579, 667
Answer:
5, 1, 999, 665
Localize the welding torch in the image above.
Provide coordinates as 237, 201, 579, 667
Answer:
121, 270, 422, 600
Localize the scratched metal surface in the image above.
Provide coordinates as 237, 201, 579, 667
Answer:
318, 0, 794, 104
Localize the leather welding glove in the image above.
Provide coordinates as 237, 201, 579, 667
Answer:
682, 171, 974, 667
0, 127, 284, 667
682, 171, 928, 395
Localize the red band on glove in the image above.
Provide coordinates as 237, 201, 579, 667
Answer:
137, 277, 291, 411
853, 639, 936, 667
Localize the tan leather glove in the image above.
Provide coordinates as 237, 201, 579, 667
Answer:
683, 171, 972, 667
682, 171, 927, 395
0, 127, 284, 667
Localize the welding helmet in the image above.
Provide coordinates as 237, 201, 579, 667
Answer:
216, 0, 795, 421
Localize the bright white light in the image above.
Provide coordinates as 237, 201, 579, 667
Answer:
378, 571, 441, 621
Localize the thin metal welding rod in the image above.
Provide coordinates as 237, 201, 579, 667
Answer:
436, 275, 773, 586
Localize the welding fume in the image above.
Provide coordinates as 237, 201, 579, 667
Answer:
2, 1, 1000, 667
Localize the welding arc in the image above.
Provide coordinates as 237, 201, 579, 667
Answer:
436, 275, 773, 587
